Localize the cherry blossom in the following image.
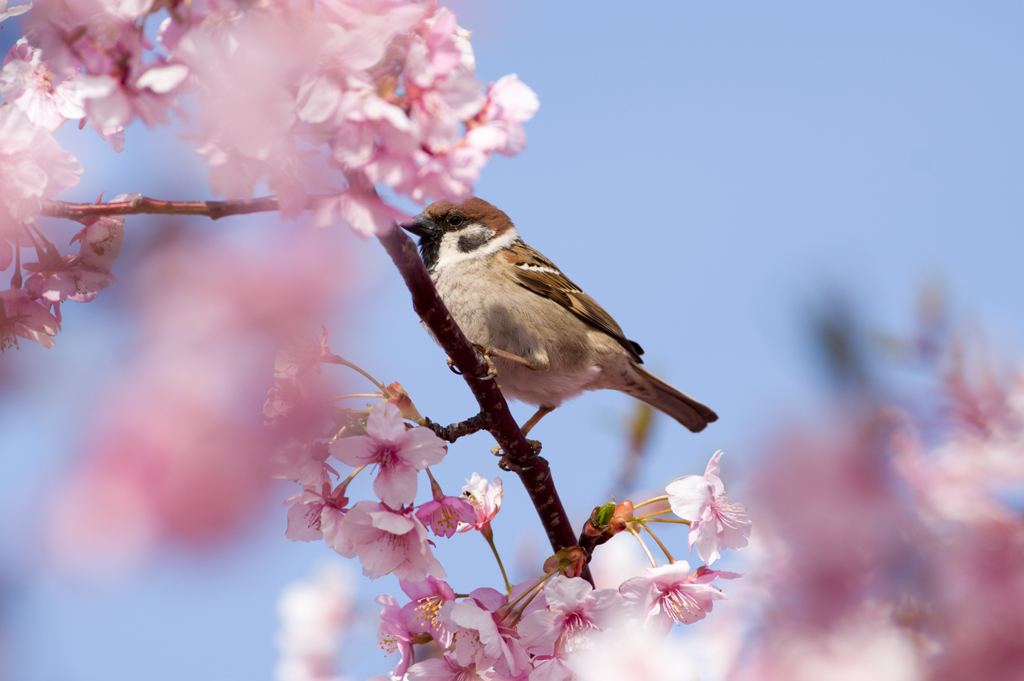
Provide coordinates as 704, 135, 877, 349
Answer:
284, 482, 351, 556
1, 38, 87, 129
376, 593, 415, 677
20, 209, 127, 321
0, 287, 60, 350
458, 473, 503, 534
274, 327, 341, 378
339, 501, 445, 581
417, 472, 476, 538
273, 441, 339, 490
443, 588, 529, 678
518, 576, 627, 659
417, 494, 476, 539
400, 575, 457, 647
666, 450, 751, 565
330, 401, 447, 508
619, 562, 736, 636
405, 652, 500, 681
0, 105, 81, 228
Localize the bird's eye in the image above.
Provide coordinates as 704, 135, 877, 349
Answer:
447, 215, 465, 228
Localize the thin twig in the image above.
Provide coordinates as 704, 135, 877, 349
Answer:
423, 412, 491, 443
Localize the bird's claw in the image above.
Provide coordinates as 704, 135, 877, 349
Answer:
492, 439, 542, 472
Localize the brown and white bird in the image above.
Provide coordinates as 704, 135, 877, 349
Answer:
401, 197, 717, 434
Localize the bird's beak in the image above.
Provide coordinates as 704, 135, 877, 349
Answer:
400, 215, 435, 239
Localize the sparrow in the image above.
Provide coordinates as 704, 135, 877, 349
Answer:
400, 197, 717, 434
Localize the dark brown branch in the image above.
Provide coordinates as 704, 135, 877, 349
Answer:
378, 227, 592, 584
424, 412, 491, 443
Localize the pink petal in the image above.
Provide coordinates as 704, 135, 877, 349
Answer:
328, 434, 376, 467
365, 402, 406, 441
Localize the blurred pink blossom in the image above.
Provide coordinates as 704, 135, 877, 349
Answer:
47, 225, 348, 565
0, 287, 60, 349
275, 562, 356, 681
1, 38, 87, 129
0, 105, 81, 230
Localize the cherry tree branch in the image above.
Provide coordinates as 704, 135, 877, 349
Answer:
42, 195, 333, 221
39, 194, 593, 584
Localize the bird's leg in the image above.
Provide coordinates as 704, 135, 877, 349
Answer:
471, 343, 548, 372
520, 406, 555, 436
489, 406, 553, 470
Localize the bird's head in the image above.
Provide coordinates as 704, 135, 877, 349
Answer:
401, 197, 518, 273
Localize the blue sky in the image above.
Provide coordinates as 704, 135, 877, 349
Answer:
2, 2, 1022, 680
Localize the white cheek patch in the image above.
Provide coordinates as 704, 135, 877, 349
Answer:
436, 225, 520, 269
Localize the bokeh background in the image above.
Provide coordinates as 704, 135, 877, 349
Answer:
2, 2, 1022, 679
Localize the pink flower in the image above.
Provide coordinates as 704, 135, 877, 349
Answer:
666, 450, 751, 565
0, 38, 87, 129
518, 576, 627, 658
417, 495, 477, 539
284, 483, 351, 555
314, 187, 410, 238
377, 593, 415, 677
400, 575, 457, 647
444, 588, 530, 677
0, 288, 60, 350
406, 652, 498, 681
21, 213, 126, 321
465, 74, 539, 157
329, 402, 447, 508
619, 562, 737, 636
339, 501, 445, 581
0, 106, 81, 227
273, 327, 341, 378
70, 199, 130, 271
274, 441, 339, 490
457, 473, 503, 533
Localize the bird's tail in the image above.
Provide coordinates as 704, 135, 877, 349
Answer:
624, 362, 718, 433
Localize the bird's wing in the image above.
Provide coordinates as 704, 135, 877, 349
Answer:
501, 242, 644, 362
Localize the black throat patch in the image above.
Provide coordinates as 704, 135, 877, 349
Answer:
418, 233, 443, 274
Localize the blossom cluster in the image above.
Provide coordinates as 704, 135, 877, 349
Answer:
265, 332, 752, 680
0, 0, 538, 350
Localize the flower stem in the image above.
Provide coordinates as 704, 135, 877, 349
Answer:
638, 521, 676, 564
329, 393, 385, 402
640, 517, 691, 526
337, 465, 367, 493
632, 494, 669, 510
328, 356, 389, 394
483, 527, 513, 593
627, 524, 658, 568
